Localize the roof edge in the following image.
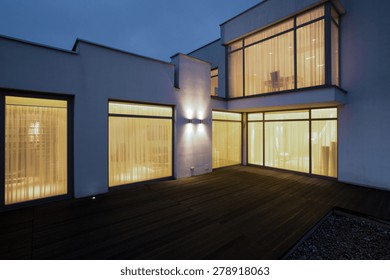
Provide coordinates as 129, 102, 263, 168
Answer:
220, 0, 269, 26
73, 38, 173, 66
187, 38, 221, 55
0, 34, 77, 54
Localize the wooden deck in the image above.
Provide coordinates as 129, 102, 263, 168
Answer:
1, 166, 390, 260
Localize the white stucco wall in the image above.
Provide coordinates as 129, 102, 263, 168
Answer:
337, 0, 390, 190
0, 37, 212, 200
171, 54, 212, 178
188, 39, 227, 98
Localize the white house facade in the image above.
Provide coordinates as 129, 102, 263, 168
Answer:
1, 0, 390, 209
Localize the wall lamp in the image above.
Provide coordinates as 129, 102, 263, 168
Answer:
187, 119, 205, 124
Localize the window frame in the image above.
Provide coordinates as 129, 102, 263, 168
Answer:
226, 1, 341, 99
246, 106, 338, 178
210, 67, 219, 96
107, 99, 175, 189
0, 89, 74, 210
212, 110, 243, 169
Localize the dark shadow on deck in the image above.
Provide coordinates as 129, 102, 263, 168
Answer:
1, 166, 390, 259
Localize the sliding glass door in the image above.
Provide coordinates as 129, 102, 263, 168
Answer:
248, 108, 337, 177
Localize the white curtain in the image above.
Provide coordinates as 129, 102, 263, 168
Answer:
245, 31, 295, 95
248, 122, 263, 165
109, 117, 172, 187
297, 20, 325, 88
311, 120, 338, 177
265, 121, 310, 173
212, 121, 242, 168
5, 98, 67, 205
228, 51, 243, 98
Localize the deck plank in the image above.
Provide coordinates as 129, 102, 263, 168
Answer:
1, 166, 390, 259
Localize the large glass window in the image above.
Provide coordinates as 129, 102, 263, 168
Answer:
5, 96, 68, 205
212, 111, 242, 168
297, 19, 325, 88
227, 4, 340, 98
248, 108, 337, 177
228, 51, 243, 98
311, 108, 337, 177
265, 118, 310, 173
108, 102, 172, 187
248, 113, 263, 165
245, 31, 294, 95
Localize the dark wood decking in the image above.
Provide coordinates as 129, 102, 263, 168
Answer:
1, 166, 390, 259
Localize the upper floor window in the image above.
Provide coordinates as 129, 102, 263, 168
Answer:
227, 4, 340, 98
210, 68, 219, 96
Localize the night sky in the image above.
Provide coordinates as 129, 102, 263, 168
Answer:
0, 0, 261, 61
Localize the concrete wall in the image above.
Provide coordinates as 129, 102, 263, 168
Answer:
0, 37, 212, 200
188, 39, 227, 98
171, 54, 212, 178
337, 0, 390, 190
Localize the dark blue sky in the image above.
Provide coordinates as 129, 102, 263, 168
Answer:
0, 0, 260, 61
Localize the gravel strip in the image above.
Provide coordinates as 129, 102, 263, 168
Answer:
286, 212, 390, 259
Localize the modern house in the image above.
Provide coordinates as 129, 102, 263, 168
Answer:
1, 0, 390, 210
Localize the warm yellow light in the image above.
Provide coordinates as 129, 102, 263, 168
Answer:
5, 97, 67, 205
6, 96, 67, 108
109, 101, 172, 117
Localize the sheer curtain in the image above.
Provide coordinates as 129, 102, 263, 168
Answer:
212, 121, 242, 168
248, 122, 263, 165
265, 121, 309, 173
228, 51, 243, 98
5, 97, 67, 205
108, 102, 172, 187
311, 108, 337, 177
297, 20, 325, 88
245, 31, 295, 95
212, 111, 242, 168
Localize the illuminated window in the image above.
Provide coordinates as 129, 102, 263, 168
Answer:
248, 108, 337, 177
228, 50, 243, 98
210, 68, 219, 96
247, 113, 263, 165
264, 110, 310, 173
245, 31, 294, 95
311, 108, 337, 177
212, 111, 242, 168
108, 102, 173, 187
297, 19, 325, 88
5, 96, 68, 205
227, 4, 340, 98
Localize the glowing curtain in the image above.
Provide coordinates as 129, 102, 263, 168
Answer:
108, 103, 172, 187
311, 108, 337, 177
212, 111, 242, 168
297, 19, 325, 88
5, 97, 67, 205
228, 51, 243, 98
265, 121, 310, 173
245, 31, 295, 95
248, 122, 263, 165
